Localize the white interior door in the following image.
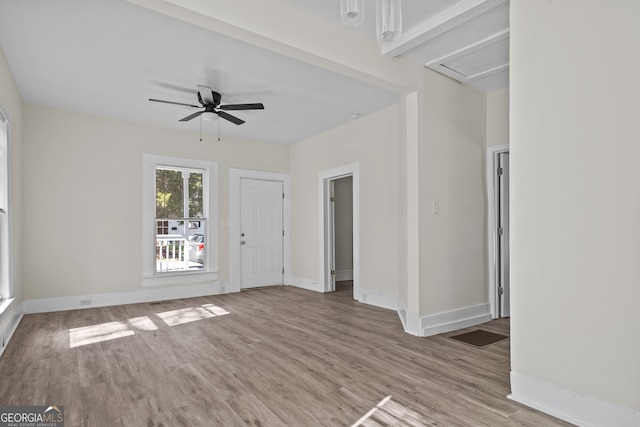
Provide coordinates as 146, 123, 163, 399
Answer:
498, 152, 510, 317
240, 178, 284, 289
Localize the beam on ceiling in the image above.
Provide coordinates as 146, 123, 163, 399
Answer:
424, 28, 509, 70
381, 0, 508, 58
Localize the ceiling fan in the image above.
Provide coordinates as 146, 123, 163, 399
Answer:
149, 85, 264, 125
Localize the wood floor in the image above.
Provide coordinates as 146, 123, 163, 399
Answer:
0, 285, 571, 426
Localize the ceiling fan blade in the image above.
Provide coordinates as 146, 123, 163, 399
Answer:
197, 85, 215, 105
179, 111, 204, 122
218, 103, 265, 111
217, 111, 245, 125
149, 98, 200, 108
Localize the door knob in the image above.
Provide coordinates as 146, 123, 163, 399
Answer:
240, 240, 246, 245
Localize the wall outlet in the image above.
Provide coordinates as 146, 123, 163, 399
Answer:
80, 299, 92, 306
220, 284, 226, 294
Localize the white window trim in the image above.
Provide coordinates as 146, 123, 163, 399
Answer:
142, 154, 218, 287
0, 108, 12, 304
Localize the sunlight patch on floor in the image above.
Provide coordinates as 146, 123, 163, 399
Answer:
68, 305, 229, 347
155, 304, 230, 327
69, 321, 135, 348
352, 395, 431, 426
202, 303, 229, 316
128, 315, 159, 331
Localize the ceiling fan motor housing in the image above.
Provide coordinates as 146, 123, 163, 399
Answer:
197, 90, 221, 107
211, 91, 222, 106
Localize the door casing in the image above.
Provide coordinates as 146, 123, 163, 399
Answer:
497, 151, 510, 317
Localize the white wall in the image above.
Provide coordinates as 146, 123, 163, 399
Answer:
487, 87, 509, 147
419, 71, 488, 316
510, 0, 640, 419
0, 44, 24, 346
289, 105, 400, 296
22, 105, 288, 300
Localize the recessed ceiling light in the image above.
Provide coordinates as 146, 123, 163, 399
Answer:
350, 112, 361, 119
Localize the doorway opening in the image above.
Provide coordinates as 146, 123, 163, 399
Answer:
320, 164, 360, 300
330, 176, 353, 296
487, 146, 510, 318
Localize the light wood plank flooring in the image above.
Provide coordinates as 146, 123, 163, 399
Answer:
0, 286, 570, 426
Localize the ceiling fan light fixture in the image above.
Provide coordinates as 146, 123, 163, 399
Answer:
202, 111, 217, 122
376, 0, 402, 44
340, 0, 364, 26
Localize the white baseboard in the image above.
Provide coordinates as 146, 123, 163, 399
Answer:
0, 304, 23, 358
335, 269, 353, 281
396, 296, 421, 336
397, 307, 408, 330
1, 312, 23, 357
420, 303, 492, 337
22, 282, 229, 314
359, 288, 397, 311
288, 276, 324, 293
223, 281, 240, 294
509, 371, 640, 427
397, 296, 409, 330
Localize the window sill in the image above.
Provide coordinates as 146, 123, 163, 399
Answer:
0, 297, 15, 319
142, 270, 218, 288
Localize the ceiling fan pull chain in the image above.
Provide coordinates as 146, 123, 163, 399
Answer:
200, 114, 203, 142
218, 117, 221, 142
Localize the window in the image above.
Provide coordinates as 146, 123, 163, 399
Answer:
142, 154, 218, 286
156, 220, 169, 235
0, 110, 10, 301
155, 166, 206, 273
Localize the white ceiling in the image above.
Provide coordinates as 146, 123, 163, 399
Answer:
0, 0, 509, 145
